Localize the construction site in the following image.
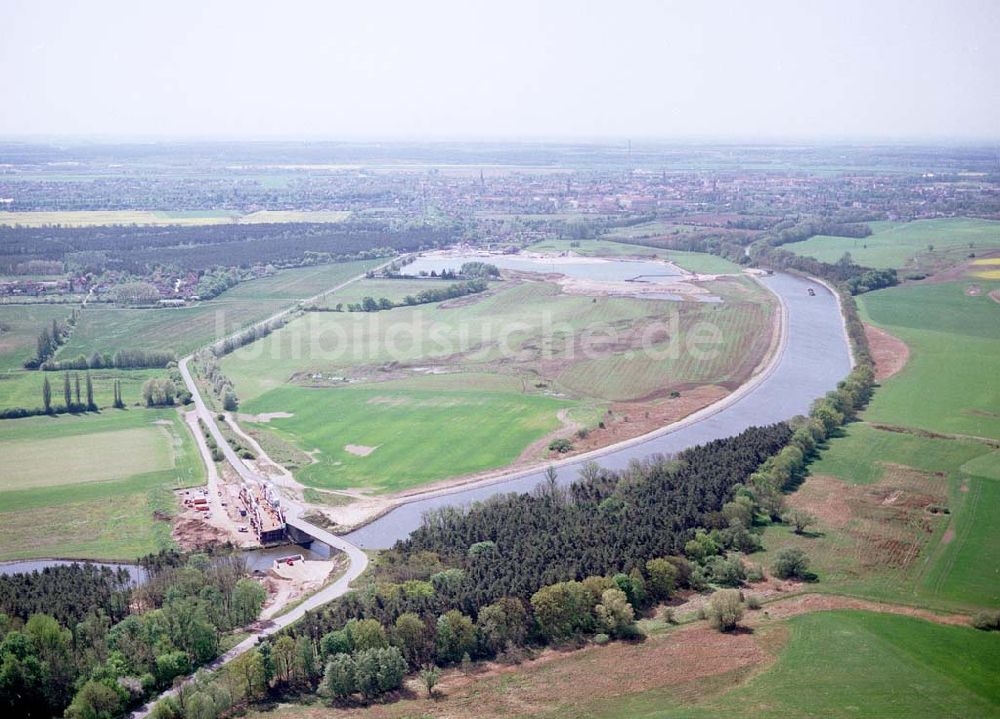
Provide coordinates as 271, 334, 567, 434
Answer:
178, 478, 286, 546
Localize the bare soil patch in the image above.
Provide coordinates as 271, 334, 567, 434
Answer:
864, 323, 910, 381
789, 465, 949, 572
344, 444, 378, 457
171, 516, 232, 551
786, 474, 853, 528
238, 411, 294, 423
260, 557, 343, 620
563, 386, 730, 458
752, 593, 967, 627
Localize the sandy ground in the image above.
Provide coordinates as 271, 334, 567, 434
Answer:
259, 557, 344, 620
864, 323, 910, 381
556, 275, 721, 299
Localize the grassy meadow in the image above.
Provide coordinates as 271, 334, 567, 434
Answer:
858, 280, 1000, 439
312, 277, 496, 308
0, 304, 73, 371
221, 275, 773, 491
761, 422, 999, 609
0, 408, 204, 560
240, 386, 569, 493
785, 218, 1000, 270
0, 304, 167, 411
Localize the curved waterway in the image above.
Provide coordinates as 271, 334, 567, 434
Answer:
346, 270, 853, 549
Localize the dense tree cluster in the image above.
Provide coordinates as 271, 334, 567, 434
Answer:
399, 423, 791, 604
0, 222, 455, 275
457, 262, 501, 279
754, 245, 898, 295
0, 563, 133, 627
142, 378, 177, 407
108, 281, 161, 306
0, 551, 265, 719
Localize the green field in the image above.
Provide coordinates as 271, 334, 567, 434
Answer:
614, 612, 1000, 719
0, 209, 350, 227
223, 278, 773, 404
0, 304, 173, 411
0, 368, 163, 412
0, 304, 73, 371
240, 386, 569, 493
0, 408, 204, 560
222, 275, 773, 491
55, 260, 379, 359
859, 280, 1000, 439
756, 273, 1000, 610
526, 238, 743, 274
785, 218, 1000, 270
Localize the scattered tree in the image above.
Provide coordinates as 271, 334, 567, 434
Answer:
706, 589, 744, 632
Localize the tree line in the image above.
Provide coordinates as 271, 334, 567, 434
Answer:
0, 222, 456, 275
313, 279, 490, 314
41, 347, 176, 371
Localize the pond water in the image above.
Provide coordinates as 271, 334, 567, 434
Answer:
401, 252, 685, 283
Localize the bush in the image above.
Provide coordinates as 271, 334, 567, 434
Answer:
783, 509, 817, 534
548, 438, 574, 454
593, 633, 610, 645
706, 589, 744, 632
772, 548, 811, 580
746, 594, 762, 610
971, 610, 1000, 631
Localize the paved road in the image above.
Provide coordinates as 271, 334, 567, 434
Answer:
345, 270, 853, 548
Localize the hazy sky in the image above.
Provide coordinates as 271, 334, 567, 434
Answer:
2, 0, 997, 140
